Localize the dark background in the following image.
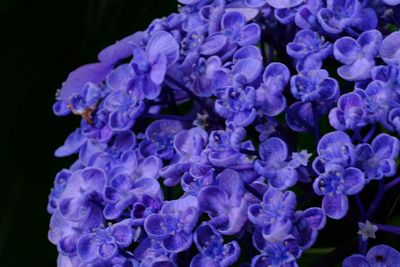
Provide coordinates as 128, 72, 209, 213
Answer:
0, 1, 176, 266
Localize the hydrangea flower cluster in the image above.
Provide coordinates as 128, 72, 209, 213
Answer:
48, 0, 400, 266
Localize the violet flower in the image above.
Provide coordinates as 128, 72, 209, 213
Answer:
333, 30, 382, 81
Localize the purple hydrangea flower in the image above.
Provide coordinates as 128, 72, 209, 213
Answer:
104, 89, 145, 131
290, 69, 339, 104
312, 131, 355, 174
160, 127, 208, 186
191, 223, 240, 267
77, 223, 133, 262
144, 195, 199, 253
252, 229, 300, 267
255, 63, 289, 117
274, 0, 323, 28
333, 30, 382, 81
287, 30, 333, 71
355, 133, 399, 181
343, 244, 400, 267
220, 11, 261, 47
215, 85, 257, 127
206, 125, 255, 169
317, 0, 378, 35
198, 169, 249, 235
313, 164, 365, 219
248, 187, 297, 242
140, 120, 183, 160
254, 137, 304, 190
329, 92, 367, 130
130, 31, 179, 100
57, 167, 106, 223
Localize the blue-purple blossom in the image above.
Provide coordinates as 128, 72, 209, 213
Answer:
333, 30, 382, 81
191, 223, 240, 267
77, 223, 133, 262
317, 0, 378, 35
198, 169, 249, 235
255, 62, 289, 117
130, 31, 179, 100
313, 131, 355, 174
355, 133, 399, 181
290, 69, 339, 104
329, 92, 367, 130
140, 120, 183, 160
287, 30, 332, 71
248, 187, 296, 242
144, 195, 199, 253
254, 137, 305, 190
252, 229, 300, 267
313, 164, 365, 219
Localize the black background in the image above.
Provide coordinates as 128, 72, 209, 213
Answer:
0, 1, 176, 265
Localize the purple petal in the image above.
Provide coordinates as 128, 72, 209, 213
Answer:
112, 224, 132, 247
144, 214, 169, 240
233, 45, 262, 61
222, 11, 245, 30
372, 134, 399, 159
98, 243, 117, 259
367, 244, 400, 266
216, 169, 244, 205
60, 63, 112, 102
263, 62, 290, 91
139, 155, 163, 179
232, 58, 262, 83
98, 31, 144, 64
245, 0, 268, 8
106, 64, 134, 91
77, 234, 97, 263
239, 23, 261, 46
199, 34, 228, 55
343, 167, 365, 195
343, 255, 371, 267
55, 129, 86, 157
58, 235, 77, 255
147, 31, 179, 65
337, 57, 374, 81
358, 30, 382, 58
80, 167, 106, 193
190, 255, 219, 267
198, 186, 229, 215
259, 137, 288, 162
334, 37, 361, 65
380, 31, 400, 65
220, 241, 241, 266
108, 111, 132, 131
150, 53, 167, 85
162, 232, 192, 253
302, 207, 326, 230
194, 223, 219, 252
266, 0, 303, 8
104, 186, 120, 202
322, 193, 348, 219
